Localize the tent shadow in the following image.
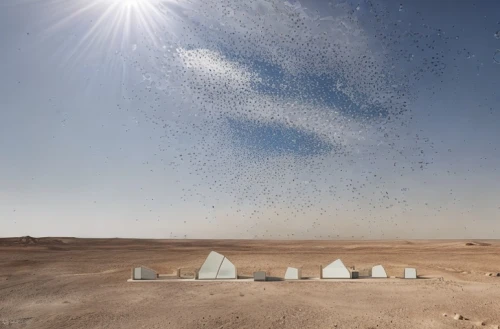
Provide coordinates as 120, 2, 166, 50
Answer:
237, 275, 253, 279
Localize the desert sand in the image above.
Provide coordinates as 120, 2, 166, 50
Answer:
1, 238, 500, 329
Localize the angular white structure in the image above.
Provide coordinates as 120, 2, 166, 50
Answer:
197, 251, 237, 280
132, 266, 157, 280
284, 267, 302, 280
198, 251, 225, 279
322, 259, 351, 279
216, 258, 237, 279
371, 265, 388, 278
404, 268, 417, 279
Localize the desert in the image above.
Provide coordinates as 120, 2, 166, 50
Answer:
1, 238, 500, 329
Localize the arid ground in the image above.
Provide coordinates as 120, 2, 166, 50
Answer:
1, 238, 500, 329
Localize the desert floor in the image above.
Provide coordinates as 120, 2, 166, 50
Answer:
1, 238, 500, 329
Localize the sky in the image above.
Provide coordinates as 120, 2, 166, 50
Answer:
0, 0, 499, 239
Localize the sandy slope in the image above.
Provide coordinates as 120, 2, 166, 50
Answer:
1, 238, 500, 329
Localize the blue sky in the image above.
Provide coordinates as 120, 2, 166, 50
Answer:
0, 0, 499, 239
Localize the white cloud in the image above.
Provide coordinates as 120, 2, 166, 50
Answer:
177, 48, 256, 88
173, 46, 373, 149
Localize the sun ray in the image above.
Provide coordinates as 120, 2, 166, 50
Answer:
42, 0, 102, 38
33, 0, 167, 83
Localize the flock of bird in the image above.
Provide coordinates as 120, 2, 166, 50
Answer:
104, 0, 497, 238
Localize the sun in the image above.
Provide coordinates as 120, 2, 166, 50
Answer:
40, 0, 168, 78
104, 0, 149, 10
121, 0, 143, 8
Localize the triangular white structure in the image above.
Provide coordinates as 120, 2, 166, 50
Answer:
404, 268, 417, 279
371, 265, 388, 278
197, 251, 237, 280
322, 259, 351, 279
132, 266, 157, 280
284, 267, 301, 280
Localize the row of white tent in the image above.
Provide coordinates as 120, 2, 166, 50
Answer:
132, 251, 418, 280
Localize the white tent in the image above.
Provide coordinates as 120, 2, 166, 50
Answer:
322, 259, 351, 279
132, 266, 157, 280
197, 251, 237, 280
371, 265, 388, 278
284, 267, 302, 280
404, 268, 417, 279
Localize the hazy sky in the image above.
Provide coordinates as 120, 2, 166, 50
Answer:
1, 0, 499, 239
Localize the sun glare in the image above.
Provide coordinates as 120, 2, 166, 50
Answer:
43, 0, 167, 68
122, 0, 142, 8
